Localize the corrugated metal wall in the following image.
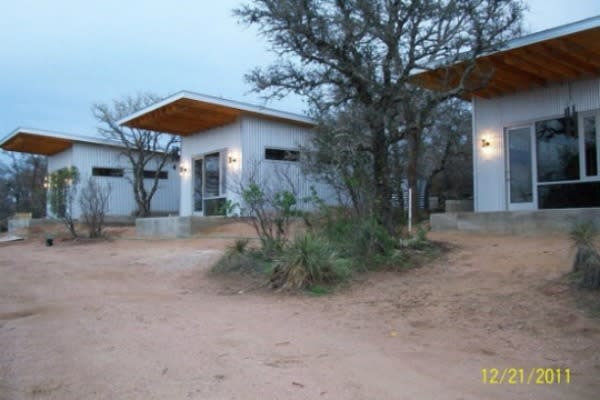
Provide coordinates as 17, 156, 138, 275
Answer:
473, 78, 600, 212
240, 116, 337, 211
58, 143, 181, 218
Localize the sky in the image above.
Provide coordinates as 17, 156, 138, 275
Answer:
0, 0, 599, 139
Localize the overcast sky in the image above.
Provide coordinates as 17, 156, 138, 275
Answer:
0, 0, 598, 138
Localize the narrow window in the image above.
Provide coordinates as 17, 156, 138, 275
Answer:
143, 170, 168, 180
265, 148, 300, 162
584, 116, 597, 177
92, 167, 124, 177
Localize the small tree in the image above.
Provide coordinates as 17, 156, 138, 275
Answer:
93, 94, 179, 217
234, 162, 303, 254
48, 166, 79, 238
79, 177, 111, 238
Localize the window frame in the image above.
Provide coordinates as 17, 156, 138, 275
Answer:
92, 167, 124, 178
264, 147, 300, 162
578, 110, 600, 182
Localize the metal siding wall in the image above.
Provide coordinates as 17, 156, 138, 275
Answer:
473, 78, 600, 212
179, 120, 242, 216
241, 116, 337, 210
47, 147, 73, 172
72, 143, 180, 217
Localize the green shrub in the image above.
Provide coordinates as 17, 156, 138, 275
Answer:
570, 222, 600, 290
318, 214, 397, 270
270, 233, 352, 290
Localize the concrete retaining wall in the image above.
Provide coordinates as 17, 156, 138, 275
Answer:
135, 216, 239, 238
431, 208, 600, 235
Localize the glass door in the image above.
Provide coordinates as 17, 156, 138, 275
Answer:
193, 158, 203, 213
506, 126, 536, 210
192, 152, 226, 215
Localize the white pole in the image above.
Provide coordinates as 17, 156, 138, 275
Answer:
408, 187, 412, 234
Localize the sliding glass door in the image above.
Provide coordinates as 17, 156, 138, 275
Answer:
192, 152, 227, 215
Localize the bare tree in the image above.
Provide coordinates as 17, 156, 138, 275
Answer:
235, 0, 523, 231
79, 177, 112, 238
1, 151, 47, 219
421, 99, 473, 205
232, 161, 304, 254
93, 94, 179, 217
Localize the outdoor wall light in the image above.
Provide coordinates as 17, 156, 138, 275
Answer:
43, 176, 49, 188
228, 156, 237, 164
481, 138, 491, 148
179, 165, 188, 176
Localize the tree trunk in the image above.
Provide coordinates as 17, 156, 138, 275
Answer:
371, 128, 393, 233
406, 128, 420, 223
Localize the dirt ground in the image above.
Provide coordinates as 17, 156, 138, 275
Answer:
1, 225, 599, 400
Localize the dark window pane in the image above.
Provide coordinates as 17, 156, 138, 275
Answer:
508, 127, 533, 203
265, 148, 300, 161
584, 116, 597, 176
193, 159, 203, 212
536, 117, 579, 182
538, 182, 600, 209
143, 170, 168, 179
204, 198, 226, 216
204, 153, 220, 198
92, 167, 124, 177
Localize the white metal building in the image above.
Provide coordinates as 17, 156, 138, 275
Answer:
416, 15, 600, 213
118, 91, 335, 217
0, 128, 180, 218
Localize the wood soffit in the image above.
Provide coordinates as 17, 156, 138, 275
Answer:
122, 98, 313, 135
412, 27, 600, 99
1, 132, 73, 156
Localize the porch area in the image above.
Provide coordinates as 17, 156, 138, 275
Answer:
430, 208, 600, 235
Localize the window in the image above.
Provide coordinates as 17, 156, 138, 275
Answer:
143, 170, 168, 180
538, 181, 600, 209
204, 152, 221, 198
92, 167, 124, 177
583, 115, 598, 177
265, 148, 300, 162
535, 117, 579, 182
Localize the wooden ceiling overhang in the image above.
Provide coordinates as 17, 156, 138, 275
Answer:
0, 130, 73, 156
121, 96, 314, 136
412, 24, 600, 99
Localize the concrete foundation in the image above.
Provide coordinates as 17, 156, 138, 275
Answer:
430, 208, 600, 235
444, 199, 474, 212
135, 216, 239, 238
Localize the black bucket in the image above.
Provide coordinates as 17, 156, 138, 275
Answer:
46, 238, 53, 247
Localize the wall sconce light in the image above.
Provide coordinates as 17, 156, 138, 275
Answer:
481, 138, 491, 148
228, 156, 237, 164
179, 165, 188, 176
43, 176, 49, 188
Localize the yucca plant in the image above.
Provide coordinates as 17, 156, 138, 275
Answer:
270, 233, 351, 290
570, 221, 600, 290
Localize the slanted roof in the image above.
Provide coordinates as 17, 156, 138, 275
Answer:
117, 91, 315, 135
0, 127, 124, 156
412, 15, 600, 99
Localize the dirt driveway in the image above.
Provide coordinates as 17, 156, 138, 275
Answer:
1, 227, 599, 399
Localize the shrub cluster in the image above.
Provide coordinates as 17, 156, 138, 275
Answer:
213, 188, 433, 292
